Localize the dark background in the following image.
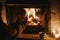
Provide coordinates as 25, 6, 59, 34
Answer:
0, 0, 60, 14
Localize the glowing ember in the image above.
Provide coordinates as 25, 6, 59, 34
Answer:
24, 8, 41, 25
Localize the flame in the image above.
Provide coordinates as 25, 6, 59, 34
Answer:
24, 8, 40, 25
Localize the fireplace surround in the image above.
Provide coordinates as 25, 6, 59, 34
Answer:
5, 0, 50, 39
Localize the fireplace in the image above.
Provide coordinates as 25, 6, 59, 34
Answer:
5, 0, 50, 38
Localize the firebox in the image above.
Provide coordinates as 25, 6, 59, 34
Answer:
6, 0, 50, 35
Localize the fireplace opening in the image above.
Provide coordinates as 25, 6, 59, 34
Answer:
22, 8, 47, 34
6, 5, 48, 34
5, 0, 50, 36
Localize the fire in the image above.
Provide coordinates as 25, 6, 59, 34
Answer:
24, 8, 41, 25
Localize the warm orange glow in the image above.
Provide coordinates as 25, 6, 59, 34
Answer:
24, 8, 41, 25
52, 28, 60, 38
51, 12, 60, 38
1, 4, 7, 25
